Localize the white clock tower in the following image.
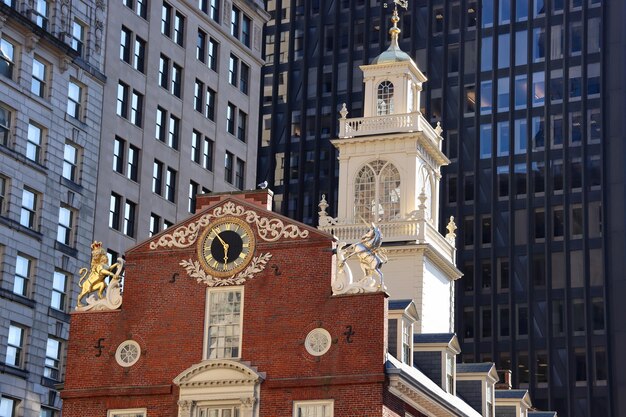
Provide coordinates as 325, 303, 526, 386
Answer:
318, 9, 461, 333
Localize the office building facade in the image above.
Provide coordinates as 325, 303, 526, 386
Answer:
0, 0, 106, 415
259, 0, 625, 415
95, 0, 269, 258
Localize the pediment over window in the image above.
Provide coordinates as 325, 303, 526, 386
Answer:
174, 359, 264, 388
174, 360, 264, 417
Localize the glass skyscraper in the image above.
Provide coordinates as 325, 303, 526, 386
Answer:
259, 0, 626, 415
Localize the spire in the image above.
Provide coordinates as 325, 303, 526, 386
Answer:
389, 8, 401, 49
371, 5, 411, 64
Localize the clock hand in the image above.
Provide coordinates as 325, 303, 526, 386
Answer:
212, 228, 227, 246
222, 242, 229, 265
211, 228, 231, 263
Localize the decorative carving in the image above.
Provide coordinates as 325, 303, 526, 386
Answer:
178, 400, 193, 417
25, 34, 39, 52
332, 225, 387, 295
339, 103, 348, 119
94, 20, 103, 53
318, 194, 329, 216
240, 397, 256, 409
60, 0, 71, 30
445, 216, 457, 244
59, 56, 71, 73
317, 194, 333, 227
180, 252, 272, 287
178, 400, 192, 411
76, 241, 125, 311
435, 121, 443, 136
95, 0, 106, 11
150, 202, 309, 250
418, 188, 427, 211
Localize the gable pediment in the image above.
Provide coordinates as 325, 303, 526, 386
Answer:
129, 195, 332, 255
173, 359, 264, 388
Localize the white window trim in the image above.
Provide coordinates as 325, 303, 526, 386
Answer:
174, 359, 262, 417
194, 400, 241, 417
304, 328, 332, 357
483, 380, 495, 417
293, 399, 334, 417
107, 408, 146, 417
440, 350, 455, 395
352, 159, 402, 223
115, 340, 141, 367
203, 286, 244, 360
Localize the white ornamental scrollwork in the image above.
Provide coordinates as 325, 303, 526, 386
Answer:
149, 202, 309, 250
180, 253, 272, 287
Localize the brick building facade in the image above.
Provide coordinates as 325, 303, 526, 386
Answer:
60, 190, 490, 416
59, 191, 414, 416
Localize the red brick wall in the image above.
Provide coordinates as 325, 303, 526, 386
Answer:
62, 198, 388, 416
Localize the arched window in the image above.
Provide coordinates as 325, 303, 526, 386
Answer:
354, 160, 401, 222
377, 81, 394, 115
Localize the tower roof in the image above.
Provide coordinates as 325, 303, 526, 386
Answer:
371, 8, 412, 65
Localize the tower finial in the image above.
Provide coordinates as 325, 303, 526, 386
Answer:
388, 8, 401, 47
386, 0, 408, 46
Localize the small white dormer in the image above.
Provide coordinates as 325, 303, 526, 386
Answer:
495, 390, 532, 417
361, 9, 427, 118
456, 363, 499, 417
412, 333, 461, 394
388, 300, 420, 366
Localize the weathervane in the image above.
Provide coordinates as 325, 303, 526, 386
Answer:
384, 0, 408, 10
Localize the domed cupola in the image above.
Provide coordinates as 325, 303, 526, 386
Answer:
359, 8, 427, 118
371, 9, 412, 65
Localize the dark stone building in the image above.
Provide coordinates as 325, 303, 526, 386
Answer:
258, 0, 626, 415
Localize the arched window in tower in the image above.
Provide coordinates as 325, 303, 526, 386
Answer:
377, 81, 395, 115
354, 160, 401, 222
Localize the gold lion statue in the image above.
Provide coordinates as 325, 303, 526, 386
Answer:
77, 241, 124, 308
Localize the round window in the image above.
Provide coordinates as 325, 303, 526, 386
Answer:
115, 340, 141, 367
304, 328, 332, 356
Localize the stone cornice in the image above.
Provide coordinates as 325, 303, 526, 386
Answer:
456, 367, 499, 384
359, 60, 427, 83
388, 376, 465, 417
383, 244, 462, 280
331, 131, 449, 167
413, 341, 462, 355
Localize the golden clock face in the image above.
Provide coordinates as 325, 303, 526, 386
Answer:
198, 217, 255, 277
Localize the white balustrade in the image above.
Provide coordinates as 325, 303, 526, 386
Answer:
339, 113, 421, 138
319, 217, 456, 260
338, 112, 443, 149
